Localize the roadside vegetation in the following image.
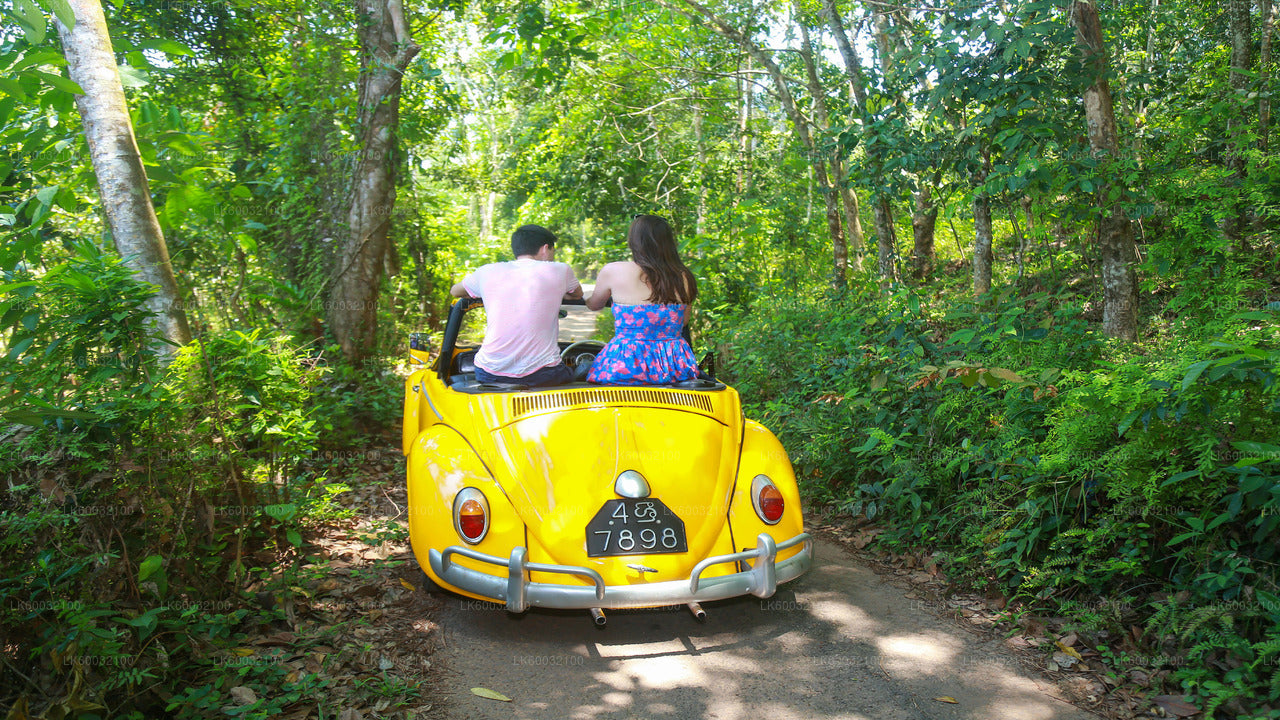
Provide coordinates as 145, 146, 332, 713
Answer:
2, 0, 1278, 717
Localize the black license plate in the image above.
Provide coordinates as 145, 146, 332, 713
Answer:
586, 498, 687, 557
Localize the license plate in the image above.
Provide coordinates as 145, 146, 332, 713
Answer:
586, 498, 688, 557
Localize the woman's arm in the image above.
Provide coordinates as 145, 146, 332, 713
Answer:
586, 265, 614, 311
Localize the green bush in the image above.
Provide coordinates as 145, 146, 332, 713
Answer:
716, 289, 1280, 717
1, 258, 352, 716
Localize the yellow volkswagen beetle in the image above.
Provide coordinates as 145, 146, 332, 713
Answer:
402, 297, 811, 625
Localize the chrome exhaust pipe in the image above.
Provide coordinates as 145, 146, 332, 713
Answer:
589, 608, 607, 626
687, 601, 706, 621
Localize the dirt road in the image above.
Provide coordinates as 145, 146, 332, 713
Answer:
421, 538, 1094, 720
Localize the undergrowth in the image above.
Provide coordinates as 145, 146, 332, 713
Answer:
0, 243, 399, 717
717, 279, 1280, 718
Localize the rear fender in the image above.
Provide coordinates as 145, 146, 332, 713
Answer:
406, 424, 524, 597
728, 420, 805, 560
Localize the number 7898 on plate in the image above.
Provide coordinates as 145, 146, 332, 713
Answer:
585, 498, 688, 557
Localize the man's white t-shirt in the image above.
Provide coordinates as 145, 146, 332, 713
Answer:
461, 259, 581, 378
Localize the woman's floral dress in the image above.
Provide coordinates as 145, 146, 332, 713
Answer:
586, 303, 698, 385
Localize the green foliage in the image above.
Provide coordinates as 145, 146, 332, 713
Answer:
0, 241, 163, 431
719, 289, 1280, 716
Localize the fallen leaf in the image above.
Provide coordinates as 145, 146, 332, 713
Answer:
6, 697, 29, 720
471, 687, 512, 702
231, 647, 256, 657
400, 578, 416, 592
255, 632, 297, 646
1052, 651, 1079, 669
933, 696, 958, 704
1153, 695, 1200, 717
230, 686, 258, 706
1054, 642, 1083, 661
1004, 636, 1034, 650
1018, 616, 1046, 637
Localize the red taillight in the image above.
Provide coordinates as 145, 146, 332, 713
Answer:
759, 485, 784, 523
458, 498, 486, 541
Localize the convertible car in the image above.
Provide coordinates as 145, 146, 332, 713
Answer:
401, 297, 811, 625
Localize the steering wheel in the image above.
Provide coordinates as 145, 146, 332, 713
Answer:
560, 340, 606, 370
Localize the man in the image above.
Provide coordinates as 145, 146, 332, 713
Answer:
449, 224, 583, 387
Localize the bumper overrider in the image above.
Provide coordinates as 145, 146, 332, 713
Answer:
429, 531, 812, 612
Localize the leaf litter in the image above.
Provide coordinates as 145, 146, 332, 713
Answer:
230, 437, 443, 719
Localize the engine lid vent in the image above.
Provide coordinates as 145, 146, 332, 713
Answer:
512, 388, 713, 417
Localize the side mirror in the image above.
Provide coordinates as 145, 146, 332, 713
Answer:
408, 332, 433, 366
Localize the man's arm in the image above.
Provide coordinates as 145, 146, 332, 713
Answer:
562, 263, 584, 300
449, 281, 472, 298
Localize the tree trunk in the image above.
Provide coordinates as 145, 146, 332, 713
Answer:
874, 196, 898, 285
822, 0, 868, 111
797, 6, 865, 272
1262, 0, 1275, 152
871, 7, 895, 80
822, 0, 896, 286
735, 60, 753, 195
328, 0, 420, 365
836, 167, 864, 274
911, 183, 938, 281
693, 87, 708, 237
1225, 0, 1253, 245
56, 0, 192, 352
1071, 0, 1139, 340
972, 177, 993, 297
798, 17, 852, 287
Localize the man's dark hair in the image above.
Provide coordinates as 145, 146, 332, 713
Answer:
511, 224, 557, 257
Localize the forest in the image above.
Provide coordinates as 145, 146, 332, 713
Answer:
1, 0, 1278, 716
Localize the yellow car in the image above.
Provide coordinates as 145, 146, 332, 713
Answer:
402, 297, 811, 625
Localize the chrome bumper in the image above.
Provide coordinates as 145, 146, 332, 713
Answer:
429, 532, 812, 612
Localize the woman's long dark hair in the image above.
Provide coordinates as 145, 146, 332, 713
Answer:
628, 215, 697, 305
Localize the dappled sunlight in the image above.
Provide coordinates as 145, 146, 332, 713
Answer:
804, 591, 883, 638
874, 631, 961, 675
591, 637, 693, 660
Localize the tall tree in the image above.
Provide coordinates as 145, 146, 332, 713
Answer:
972, 156, 994, 297
56, 0, 192, 351
1262, 0, 1276, 153
911, 183, 937, 281
797, 15, 857, 284
1226, 0, 1253, 245
328, 0, 420, 364
821, 0, 898, 286
1070, 0, 1138, 340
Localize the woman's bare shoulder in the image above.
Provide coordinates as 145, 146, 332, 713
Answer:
601, 260, 639, 273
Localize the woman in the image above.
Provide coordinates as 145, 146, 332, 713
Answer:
585, 214, 699, 385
